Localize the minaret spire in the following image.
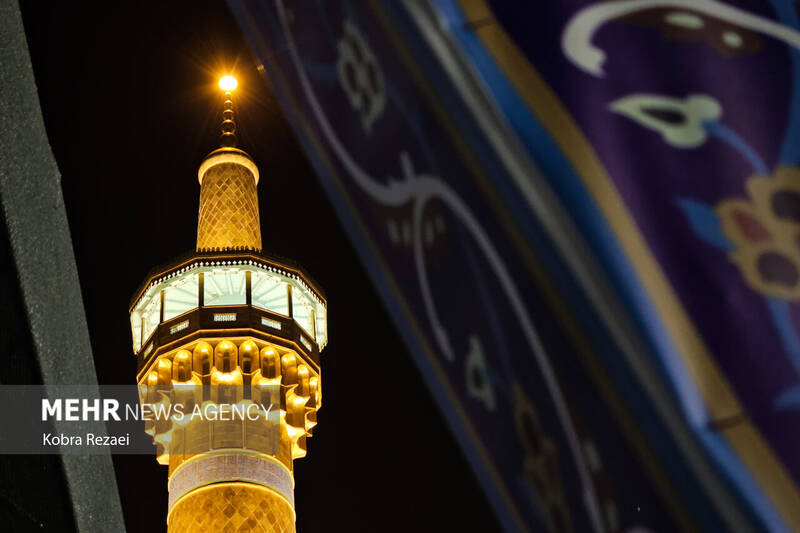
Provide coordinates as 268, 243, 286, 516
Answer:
219, 75, 237, 147
195, 75, 262, 252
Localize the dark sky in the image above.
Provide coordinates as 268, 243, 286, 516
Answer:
19, 1, 499, 531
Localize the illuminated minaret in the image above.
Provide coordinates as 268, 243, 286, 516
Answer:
129, 75, 326, 532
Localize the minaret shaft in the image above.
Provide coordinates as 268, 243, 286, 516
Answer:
196, 158, 262, 252
168, 483, 294, 533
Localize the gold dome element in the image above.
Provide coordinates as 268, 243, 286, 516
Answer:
172, 350, 192, 382
213, 340, 238, 372
239, 340, 259, 373
192, 342, 213, 376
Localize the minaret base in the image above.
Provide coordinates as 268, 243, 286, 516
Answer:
168, 482, 295, 533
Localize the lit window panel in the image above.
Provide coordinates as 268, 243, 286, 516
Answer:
204, 268, 246, 306
251, 270, 288, 316
163, 272, 199, 320
292, 286, 314, 336
315, 305, 327, 348
130, 311, 142, 352
142, 292, 161, 342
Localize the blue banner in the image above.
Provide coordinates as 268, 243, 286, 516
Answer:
229, 1, 800, 530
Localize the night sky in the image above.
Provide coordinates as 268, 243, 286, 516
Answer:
19, 1, 499, 531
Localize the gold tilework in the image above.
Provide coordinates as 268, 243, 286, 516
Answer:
197, 162, 262, 252
168, 483, 294, 533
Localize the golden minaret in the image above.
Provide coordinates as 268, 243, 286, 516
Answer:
129, 75, 326, 532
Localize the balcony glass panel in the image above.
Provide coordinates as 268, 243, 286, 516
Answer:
204, 268, 246, 306
251, 271, 288, 316
130, 311, 142, 352
292, 287, 314, 336
163, 272, 199, 320
142, 292, 161, 342
315, 305, 327, 347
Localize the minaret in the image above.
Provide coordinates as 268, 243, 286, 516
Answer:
129, 75, 326, 532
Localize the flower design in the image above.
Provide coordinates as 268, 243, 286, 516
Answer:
718, 167, 800, 300
336, 20, 385, 133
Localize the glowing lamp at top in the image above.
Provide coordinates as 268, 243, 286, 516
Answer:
218, 75, 238, 92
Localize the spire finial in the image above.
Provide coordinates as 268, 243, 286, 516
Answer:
196, 74, 261, 252
218, 75, 238, 147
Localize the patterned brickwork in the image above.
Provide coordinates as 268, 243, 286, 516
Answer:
197, 162, 261, 252
168, 483, 294, 533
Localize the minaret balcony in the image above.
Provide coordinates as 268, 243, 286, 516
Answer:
130, 252, 326, 378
